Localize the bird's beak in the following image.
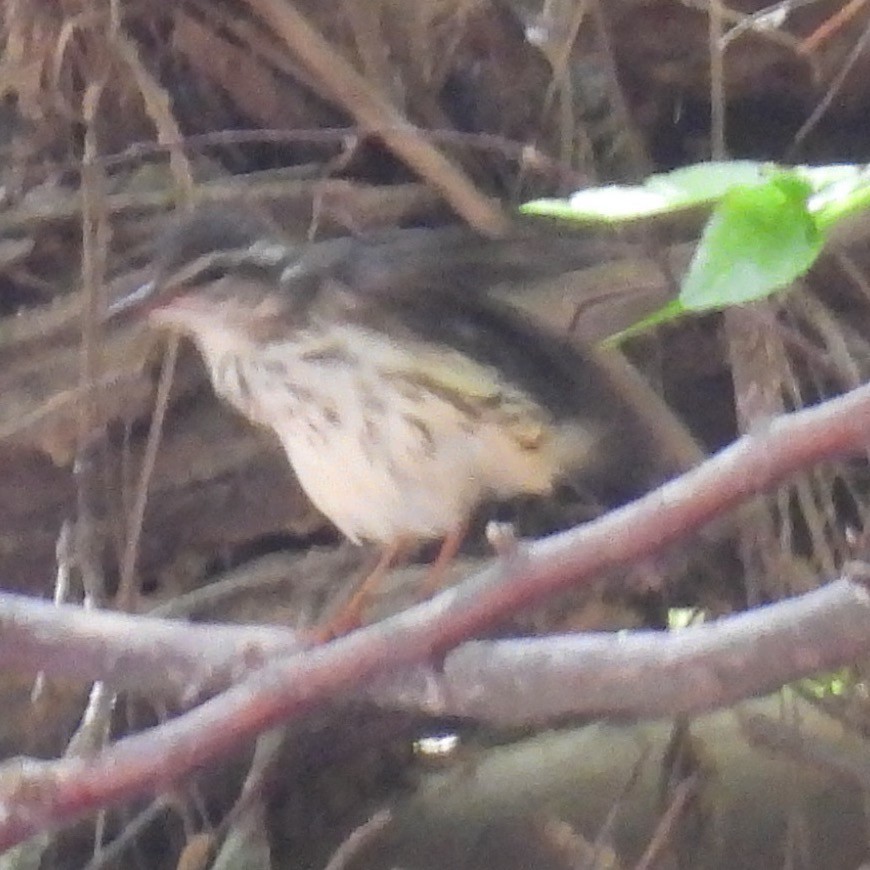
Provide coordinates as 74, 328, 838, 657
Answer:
103, 279, 159, 324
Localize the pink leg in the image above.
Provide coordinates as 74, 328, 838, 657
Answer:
317, 538, 408, 639
421, 522, 468, 596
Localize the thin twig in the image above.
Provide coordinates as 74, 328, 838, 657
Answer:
323, 808, 392, 870
633, 774, 701, 870
788, 14, 870, 157
242, 0, 510, 236
116, 337, 179, 611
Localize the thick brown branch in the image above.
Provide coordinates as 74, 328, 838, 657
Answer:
0, 592, 303, 700
420, 575, 870, 723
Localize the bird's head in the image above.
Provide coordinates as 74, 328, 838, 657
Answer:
107, 207, 300, 341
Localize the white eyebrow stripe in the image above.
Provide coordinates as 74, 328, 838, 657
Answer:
107, 242, 297, 319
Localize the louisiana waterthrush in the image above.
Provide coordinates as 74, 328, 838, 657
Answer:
110, 209, 653, 618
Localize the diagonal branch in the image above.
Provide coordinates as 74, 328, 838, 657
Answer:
2, 380, 870, 846
242, 0, 510, 236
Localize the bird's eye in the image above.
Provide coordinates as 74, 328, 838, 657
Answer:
163, 251, 232, 290
186, 261, 233, 286
165, 248, 290, 296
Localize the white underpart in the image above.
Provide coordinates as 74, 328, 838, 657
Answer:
152, 302, 581, 544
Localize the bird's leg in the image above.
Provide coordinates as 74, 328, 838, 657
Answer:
421, 521, 469, 596
315, 523, 467, 641
316, 538, 410, 639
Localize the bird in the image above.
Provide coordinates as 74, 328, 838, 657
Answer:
109, 207, 657, 629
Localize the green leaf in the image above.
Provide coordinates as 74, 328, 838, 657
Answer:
521, 161, 870, 227
680, 174, 823, 311
806, 164, 870, 230
522, 161, 768, 223
519, 161, 870, 342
